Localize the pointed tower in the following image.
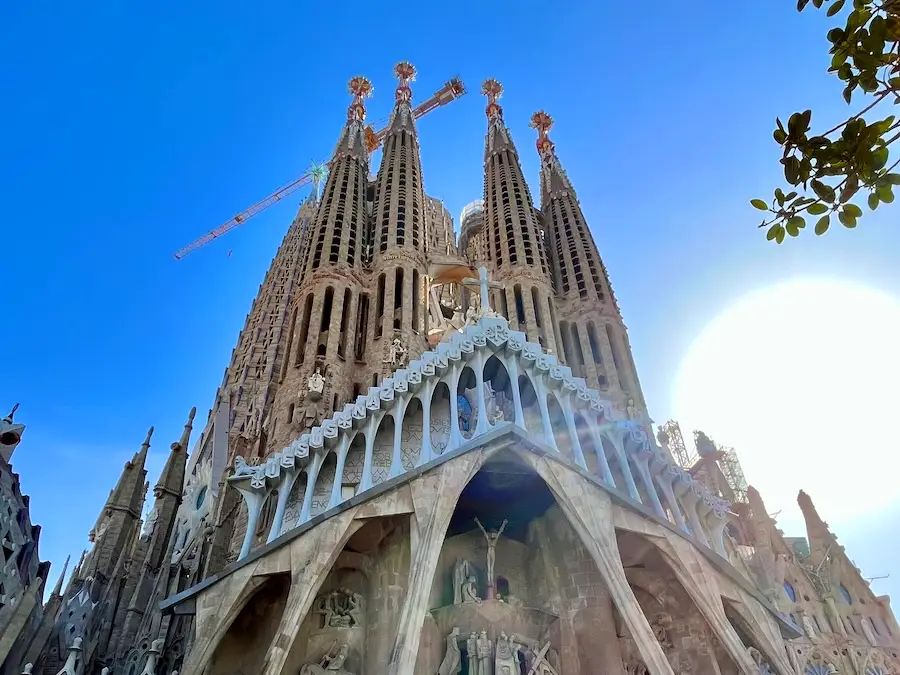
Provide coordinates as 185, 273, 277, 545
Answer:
112, 409, 195, 661
531, 110, 645, 406
224, 193, 318, 461
368, 62, 430, 375
479, 80, 556, 351
83, 429, 151, 584
266, 77, 374, 458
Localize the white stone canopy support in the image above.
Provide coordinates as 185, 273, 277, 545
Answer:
227, 314, 731, 560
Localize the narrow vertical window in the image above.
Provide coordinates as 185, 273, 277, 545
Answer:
394, 267, 404, 330
337, 288, 351, 359
513, 284, 526, 324
295, 294, 313, 366
412, 269, 420, 332
375, 274, 385, 339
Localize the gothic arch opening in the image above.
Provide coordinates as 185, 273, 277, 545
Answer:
547, 393, 573, 461
423, 450, 626, 675
430, 382, 452, 455
615, 529, 741, 675
344, 431, 366, 497
483, 355, 513, 426
206, 573, 291, 675
574, 411, 601, 475
457, 366, 477, 439
372, 413, 395, 486
280, 515, 411, 675
517, 374, 542, 435
313, 452, 338, 518
402, 397, 424, 470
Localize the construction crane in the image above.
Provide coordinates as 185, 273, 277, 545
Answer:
173, 76, 467, 260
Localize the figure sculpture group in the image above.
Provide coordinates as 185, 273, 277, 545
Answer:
315, 588, 364, 629
437, 628, 559, 675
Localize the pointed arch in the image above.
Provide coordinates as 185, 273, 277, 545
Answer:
430, 382, 452, 455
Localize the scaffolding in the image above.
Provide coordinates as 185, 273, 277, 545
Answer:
659, 420, 749, 505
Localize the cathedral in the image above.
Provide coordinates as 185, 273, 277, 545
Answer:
2, 63, 899, 675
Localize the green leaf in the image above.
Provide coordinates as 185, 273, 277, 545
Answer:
775, 188, 786, 205
798, 0, 811, 9
751, 199, 769, 211
877, 185, 895, 203
838, 209, 858, 227
872, 146, 889, 170
843, 84, 853, 104
868, 192, 880, 210
807, 202, 829, 215
784, 156, 802, 185
766, 224, 780, 241
827, 0, 845, 16
812, 179, 836, 202
775, 225, 786, 244
887, 173, 900, 184
788, 215, 806, 230
844, 203, 863, 217
815, 215, 831, 235
774, 129, 787, 144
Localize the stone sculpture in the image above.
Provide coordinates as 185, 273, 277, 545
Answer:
299, 644, 354, 675
452, 558, 473, 605
476, 630, 492, 675
475, 517, 508, 595
232, 456, 255, 477
437, 627, 462, 675
315, 589, 364, 628
307, 368, 325, 399
494, 632, 518, 675
461, 576, 482, 604
466, 632, 477, 675
383, 338, 408, 367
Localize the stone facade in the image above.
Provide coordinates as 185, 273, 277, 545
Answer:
7, 68, 900, 675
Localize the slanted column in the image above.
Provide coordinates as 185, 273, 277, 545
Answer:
705, 510, 728, 556
329, 435, 352, 508
589, 426, 615, 487
562, 394, 588, 469
298, 452, 325, 524
359, 414, 380, 492
446, 364, 464, 450
233, 484, 267, 559
473, 351, 490, 436
653, 471, 688, 532
504, 355, 526, 428
630, 447, 666, 519
417, 381, 435, 467
389, 396, 410, 478
532, 374, 558, 450
678, 484, 709, 547
267, 468, 301, 543
608, 432, 641, 502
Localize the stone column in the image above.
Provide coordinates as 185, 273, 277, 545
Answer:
389, 396, 410, 478
589, 426, 616, 487
504, 354, 526, 429
328, 435, 352, 508
417, 381, 435, 467
532, 374, 558, 451
385, 453, 481, 675
473, 351, 490, 436
562, 393, 588, 470
234, 484, 266, 560
298, 452, 325, 524
267, 468, 301, 544
359, 413, 380, 492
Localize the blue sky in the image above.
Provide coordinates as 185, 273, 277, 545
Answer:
3, 1, 899, 603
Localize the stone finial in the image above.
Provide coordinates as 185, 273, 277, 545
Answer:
139, 639, 164, 675
51, 555, 71, 596
22, 663, 33, 675
54, 637, 82, 675
3, 403, 19, 423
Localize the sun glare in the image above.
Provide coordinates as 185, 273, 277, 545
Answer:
673, 279, 900, 531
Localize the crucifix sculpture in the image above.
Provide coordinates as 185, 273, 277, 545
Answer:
475, 517, 508, 599
461, 265, 504, 315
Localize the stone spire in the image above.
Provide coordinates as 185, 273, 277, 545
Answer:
0, 402, 26, 463
154, 407, 195, 499
479, 79, 555, 351
797, 490, 839, 568
371, 62, 428, 259
301, 76, 372, 275
50, 555, 70, 597
529, 110, 645, 405
84, 428, 151, 582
